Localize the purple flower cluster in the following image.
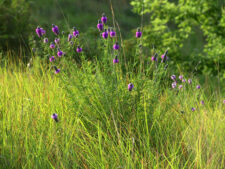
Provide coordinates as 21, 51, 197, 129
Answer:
136, 28, 142, 38
51, 113, 58, 122
128, 83, 134, 91
73, 27, 79, 37
113, 55, 119, 64
36, 26, 46, 37
170, 74, 192, 90
35, 23, 85, 74
52, 24, 59, 35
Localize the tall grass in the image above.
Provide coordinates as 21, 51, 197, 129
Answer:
0, 54, 224, 168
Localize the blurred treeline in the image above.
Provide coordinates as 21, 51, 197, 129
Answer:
0, 0, 140, 51
0, 0, 224, 80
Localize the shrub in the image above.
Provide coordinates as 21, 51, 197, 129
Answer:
131, 0, 225, 80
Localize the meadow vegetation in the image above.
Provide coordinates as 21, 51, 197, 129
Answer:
0, 0, 225, 168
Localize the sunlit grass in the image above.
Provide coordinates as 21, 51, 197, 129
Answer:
0, 57, 224, 169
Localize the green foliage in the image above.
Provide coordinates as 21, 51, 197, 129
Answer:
0, 0, 31, 51
131, 0, 225, 79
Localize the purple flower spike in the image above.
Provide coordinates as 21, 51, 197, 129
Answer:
52, 24, 59, 35
161, 50, 168, 63
200, 100, 204, 105
191, 107, 196, 112
151, 56, 157, 61
43, 38, 48, 43
113, 42, 119, 50
50, 42, 55, 49
179, 85, 183, 89
172, 82, 177, 88
49, 56, 55, 62
73, 27, 79, 37
101, 13, 107, 24
55, 38, 60, 44
113, 55, 119, 64
136, 28, 142, 38
57, 49, 63, 57
51, 113, 58, 122
76, 46, 82, 53
36, 26, 43, 37
97, 20, 104, 31
182, 79, 186, 83
110, 29, 116, 37
128, 83, 134, 91
41, 28, 46, 35
54, 66, 60, 74
102, 29, 108, 39
188, 79, 192, 84
171, 75, 176, 81
179, 75, 183, 80
68, 34, 73, 41
196, 85, 200, 89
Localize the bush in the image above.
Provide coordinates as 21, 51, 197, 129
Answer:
131, 0, 225, 80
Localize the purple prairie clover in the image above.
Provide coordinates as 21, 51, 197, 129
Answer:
49, 56, 55, 62
136, 28, 142, 38
161, 50, 169, 63
113, 55, 119, 64
171, 75, 176, 81
151, 56, 157, 61
151, 53, 158, 62
101, 13, 107, 24
73, 27, 79, 37
53, 66, 60, 74
179, 85, 183, 89
223, 100, 225, 104
52, 24, 59, 35
51, 113, 58, 122
179, 75, 183, 80
36, 27, 43, 37
54, 38, 60, 44
110, 29, 116, 37
188, 79, 192, 84
102, 29, 108, 39
128, 83, 134, 91
182, 79, 186, 83
50, 42, 55, 49
76, 46, 82, 53
41, 28, 46, 35
68, 34, 73, 42
97, 20, 104, 31
196, 85, 201, 89
57, 49, 63, 57
172, 82, 177, 88
200, 100, 205, 105
191, 107, 196, 112
43, 38, 48, 43
113, 42, 119, 50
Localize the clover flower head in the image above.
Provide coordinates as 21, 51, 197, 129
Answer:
97, 20, 104, 31
52, 24, 59, 35
113, 55, 119, 64
128, 83, 134, 91
49, 56, 55, 62
136, 28, 142, 38
101, 13, 107, 24
113, 42, 119, 50
51, 113, 58, 122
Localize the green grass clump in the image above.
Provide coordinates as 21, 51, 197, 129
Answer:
0, 57, 224, 169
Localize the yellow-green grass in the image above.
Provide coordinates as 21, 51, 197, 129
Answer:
0, 58, 224, 168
